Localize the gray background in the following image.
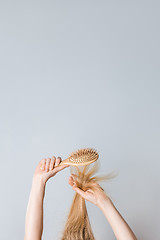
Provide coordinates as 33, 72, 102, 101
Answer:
0, 1, 159, 240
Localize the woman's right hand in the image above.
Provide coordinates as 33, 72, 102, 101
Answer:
68, 174, 110, 207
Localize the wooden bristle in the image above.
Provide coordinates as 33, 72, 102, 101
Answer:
69, 148, 99, 163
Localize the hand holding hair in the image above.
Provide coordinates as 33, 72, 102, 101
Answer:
68, 173, 109, 207
68, 172, 137, 240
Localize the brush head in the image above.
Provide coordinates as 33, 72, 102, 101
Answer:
60, 148, 99, 166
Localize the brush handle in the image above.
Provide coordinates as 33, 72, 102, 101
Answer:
58, 158, 70, 166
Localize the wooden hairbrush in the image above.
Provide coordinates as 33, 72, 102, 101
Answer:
58, 148, 99, 166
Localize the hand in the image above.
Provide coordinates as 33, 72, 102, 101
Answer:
34, 156, 69, 184
68, 173, 110, 207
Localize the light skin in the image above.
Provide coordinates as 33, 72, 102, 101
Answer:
24, 156, 137, 240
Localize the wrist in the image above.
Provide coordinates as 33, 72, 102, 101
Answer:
97, 195, 113, 210
32, 175, 46, 189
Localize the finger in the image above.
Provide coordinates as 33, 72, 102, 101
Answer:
71, 174, 79, 183
45, 158, 51, 172
49, 156, 56, 171
47, 163, 69, 178
68, 175, 73, 182
40, 159, 46, 171
53, 163, 69, 173
70, 175, 77, 184
72, 185, 86, 199
71, 173, 78, 179
92, 182, 104, 191
68, 176, 75, 186
55, 156, 61, 167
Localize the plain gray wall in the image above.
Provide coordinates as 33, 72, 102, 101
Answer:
0, 1, 159, 240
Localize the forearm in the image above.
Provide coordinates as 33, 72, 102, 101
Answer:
98, 196, 137, 240
24, 176, 46, 240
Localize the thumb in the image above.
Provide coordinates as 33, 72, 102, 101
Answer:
47, 164, 69, 178
72, 185, 86, 199
53, 163, 69, 173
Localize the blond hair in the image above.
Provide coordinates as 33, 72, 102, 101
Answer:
61, 160, 117, 240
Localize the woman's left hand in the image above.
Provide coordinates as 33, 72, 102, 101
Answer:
33, 156, 69, 184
